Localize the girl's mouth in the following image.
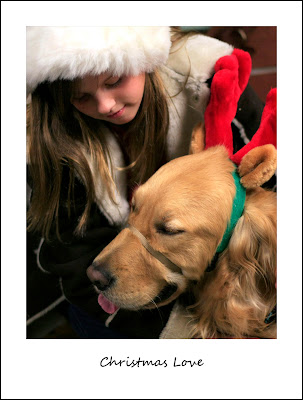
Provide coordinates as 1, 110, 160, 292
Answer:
107, 106, 125, 119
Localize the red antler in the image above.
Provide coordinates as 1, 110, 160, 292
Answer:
204, 49, 276, 165
231, 88, 276, 164
204, 49, 252, 158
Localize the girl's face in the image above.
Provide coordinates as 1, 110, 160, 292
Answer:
70, 73, 145, 125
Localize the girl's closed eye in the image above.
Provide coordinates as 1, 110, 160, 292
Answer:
105, 77, 123, 88
73, 94, 90, 104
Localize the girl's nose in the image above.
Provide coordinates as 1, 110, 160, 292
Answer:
95, 91, 116, 115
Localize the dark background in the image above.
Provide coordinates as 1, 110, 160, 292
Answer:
205, 26, 276, 103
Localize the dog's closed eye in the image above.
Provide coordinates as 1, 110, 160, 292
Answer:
156, 223, 185, 236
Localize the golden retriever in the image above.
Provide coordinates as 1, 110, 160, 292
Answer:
87, 144, 277, 339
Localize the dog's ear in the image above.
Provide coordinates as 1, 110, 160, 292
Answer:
238, 144, 277, 189
189, 121, 205, 154
223, 190, 277, 329
230, 191, 276, 278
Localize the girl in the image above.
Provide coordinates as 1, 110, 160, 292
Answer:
26, 26, 267, 338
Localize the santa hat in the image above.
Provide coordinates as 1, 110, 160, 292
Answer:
26, 26, 172, 95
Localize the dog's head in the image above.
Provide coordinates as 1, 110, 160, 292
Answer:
87, 145, 243, 313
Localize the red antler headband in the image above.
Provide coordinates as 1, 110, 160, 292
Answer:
204, 49, 277, 165
202, 49, 276, 260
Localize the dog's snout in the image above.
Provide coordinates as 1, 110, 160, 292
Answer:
86, 263, 115, 291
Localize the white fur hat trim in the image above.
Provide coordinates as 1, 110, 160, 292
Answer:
26, 26, 172, 95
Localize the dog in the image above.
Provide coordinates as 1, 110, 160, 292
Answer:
87, 141, 277, 339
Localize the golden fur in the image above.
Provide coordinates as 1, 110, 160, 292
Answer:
90, 145, 277, 338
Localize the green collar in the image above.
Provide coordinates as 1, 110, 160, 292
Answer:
216, 169, 246, 253
206, 169, 246, 272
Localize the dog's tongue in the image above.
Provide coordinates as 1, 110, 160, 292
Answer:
98, 293, 119, 314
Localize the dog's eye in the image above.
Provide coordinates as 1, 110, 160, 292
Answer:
156, 225, 185, 236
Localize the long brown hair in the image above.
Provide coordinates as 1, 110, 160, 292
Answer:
27, 70, 169, 239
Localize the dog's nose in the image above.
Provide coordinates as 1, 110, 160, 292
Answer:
86, 263, 115, 291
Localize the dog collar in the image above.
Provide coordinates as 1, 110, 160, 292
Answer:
216, 169, 246, 253
206, 169, 246, 272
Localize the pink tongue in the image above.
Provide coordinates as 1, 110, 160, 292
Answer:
98, 293, 119, 314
